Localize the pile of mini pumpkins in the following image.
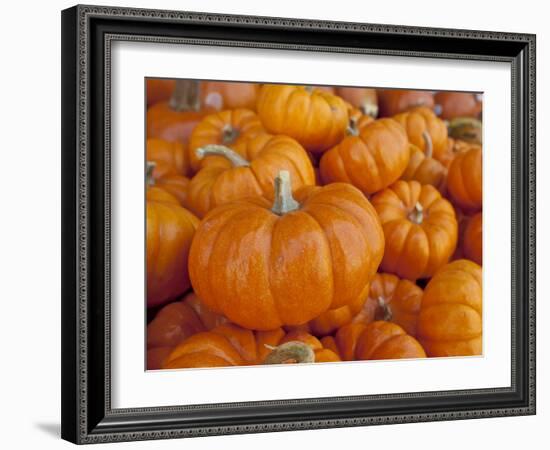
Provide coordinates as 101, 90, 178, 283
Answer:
146, 79, 483, 370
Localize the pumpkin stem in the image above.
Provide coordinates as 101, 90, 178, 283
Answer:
304, 85, 314, 93
169, 79, 201, 112
146, 161, 156, 186
195, 145, 250, 167
361, 101, 379, 118
422, 131, 433, 158
375, 296, 393, 322
221, 124, 240, 145
448, 117, 482, 145
346, 116, 360, 136
271, 170, 300, 215
408, 202, 424, 225
263, 341, 315, 365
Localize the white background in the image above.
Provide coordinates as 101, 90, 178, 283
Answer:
0, 0, 545, 449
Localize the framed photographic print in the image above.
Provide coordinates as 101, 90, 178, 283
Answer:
61, 4, 536, 444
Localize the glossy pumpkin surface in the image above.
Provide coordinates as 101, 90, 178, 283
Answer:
147, 138, 191, 177
447, 146, 482, 212
189, 172, 385, 330
401, 143, 447, 191
371, 180, 458, 280
416, 259, 482, 356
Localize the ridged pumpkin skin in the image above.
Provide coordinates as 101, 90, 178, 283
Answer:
189, 179, 384, 330
201, 81, 260, 111
377, 89, 435, 117
146, 188, 200, 308
147, 138, 191, 177
150, 161, 189, 207
162, 324, 340, 369
434, 92, 482, 120
447, 146, 482, 212
185, 134, 315, 218
335, 87, 378, 117
335, 321, 426, 361
256, 85, 349, 153
393, 107, 448, 161
319, 118, 410, 195
188, 109, 265, 172
371, 180, 458, 280
417, 260, 482, 357
463, 212, 482, 265
438, 138, 481, 168
401, 143, 447, 191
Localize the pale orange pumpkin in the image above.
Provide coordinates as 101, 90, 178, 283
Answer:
188, 171, 384, 330
371, 180, 458, 280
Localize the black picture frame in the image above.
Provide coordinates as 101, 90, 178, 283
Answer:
61, 4, 536, 444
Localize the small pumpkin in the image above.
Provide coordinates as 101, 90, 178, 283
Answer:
335, 321, 426, 361
438, 137, 481, 168
148, 161, 189, 206
188, 108, 265, 173
200, 81, 260, 111
447, 146, 482, 212
319, 118, 410, 195
147, 185, 200, 308
256, 84, 349, 153
189, 171, 385, 330
147, 78, 176, 107
393, 106, 448, 161
147, 138, 191, 177
434, 92, 482, 120
335, 87, 378, 117
417, 259, 482, 357
401, 133, 447, 191
185, 134, 315, 218
371, 180, 458, 280
463, 212, 482, 265
162, 324, 340, 369
377, 89, 435, 117
147, 79, 214, 145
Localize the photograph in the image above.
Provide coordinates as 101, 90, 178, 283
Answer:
145, 80, 483, 371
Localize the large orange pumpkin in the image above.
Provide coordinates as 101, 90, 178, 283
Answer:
434, 92, 482, 120
447, 146, 482, 212
371, 180, 458, 280
185, 134, 315, 218
393, 106, 448, 161
463, 212, 482, 265
335, 321, 426, 361
256, 84, 349, 153
335, 87, 378, 117
417, 259, 482, 357
147, 80, 214, 145
188, 109, 265, 173
147, 186, 200, 308
377, 89, 435, 117
162, 324, 340, 369
319, 118, 410, 195
189, 171, 385, 330
200, 81, 260, 111
147, 138, 191, 177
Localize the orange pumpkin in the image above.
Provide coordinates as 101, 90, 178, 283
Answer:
146, 78, 176, 107
147, 79, 214, 145
200, 81, 260, 111
147, 138, 191, 177
463, 212, 482, 265
335, 321, 426, 361
438, 138, 481, 168
417, 259, 482, 357
188, 109, 265, 173
371, 180, 458, 280
319, 118, 410, 195
447, 146, 482, 212
377, 89, 434, 117
256, 84, 349, 153
148, 161, 189, 207
189, 171, 384, 330
146, 186, 200, 308
434, 92, 482, 120
393, 106, 448, 161
335, 87, 378, 117
185, 134, 315, 218
162, 324, 340, 369
401, 134, 447, 191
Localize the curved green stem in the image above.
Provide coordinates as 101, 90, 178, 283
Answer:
271, 170, 300, 215
195, 145, 250, 167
